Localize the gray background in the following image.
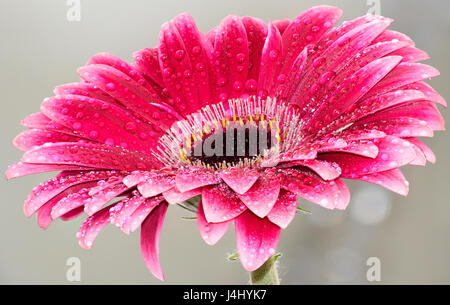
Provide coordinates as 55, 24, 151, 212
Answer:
1, 0, 449, 284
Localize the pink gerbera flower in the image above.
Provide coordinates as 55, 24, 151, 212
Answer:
7, 6, 445, 283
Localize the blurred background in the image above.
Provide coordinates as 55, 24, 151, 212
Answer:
1, 0, 449, 284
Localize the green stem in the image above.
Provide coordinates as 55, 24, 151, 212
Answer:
249, 256, 280, 285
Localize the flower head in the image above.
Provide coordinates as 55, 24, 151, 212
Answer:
7, 6, 445, 281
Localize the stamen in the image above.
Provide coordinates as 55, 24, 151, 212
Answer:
152, 96, 305, 168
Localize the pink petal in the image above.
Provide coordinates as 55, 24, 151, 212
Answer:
273, 19, 290, 35
356, 101, 445, 131
13, 129, 82, 152
319, 136, 417, 177
304, 56, 402, 135
84, 181, 129, 215
390, 46, 429, 63
405, 137, 436, 163
78, 64, 178, 129
365, 63, 440, 99
218, 167, 260, 195
41, 94, 160, 154
237, 170, 280, 218
86, 52, 164, 100
202, 183, 247, 223
276, 46, 309, 101
122, 170, 150, 188
137, 174, 175, 198
324, 89, 426, 134
140, 202, 168, 281
212, 15, 249, 99
158, 13, 212, 113
60, 206, 84, 221
5, 162, 92, 180
132, 48, 165, 88
122, 196, 165, 234
400, 81, 446, 107
267, 190, 297, 229
280, 6, 342, 76
279, 159, 342, 180
197, 200, 232, 245
280, 168, 350, 210
77, 203, 116, 249
257, 22, 283, 97
372, 30, 414, 45
162, 187, 201, 205
290, 17, 392, 110
24, 171, 120, 217
22, 142, 160, 171
175, 167, 220, 192
241, 16, 268, 80
235, 210, 281, 271
51, 186, 92, 219
353, 117, 434, 138
36, 182, 97, 229
355, 169, 409, 196
109, 194, 146, 229
54, 82, 121, 106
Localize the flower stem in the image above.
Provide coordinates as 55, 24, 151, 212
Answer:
249, 256, 280, 285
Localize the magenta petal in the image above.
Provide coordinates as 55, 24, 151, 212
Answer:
280, 6, 342, 76
50, 187, 91, 220
175, 168, 220, 192
133, 48, 165, 88
356, 101, 445, 131
242, 16, 268, 80
237, 171, 281, 218
257, 22, 283, 97
22, 142, 160, 171
159, 13, 212, 113
109, 194, 146, 230
390, 46, 429, 63
219, 167, 259, 195
24, 171, 119, 217
78, 64, 176, 129
122, 171, 149, 188
365, 63, 440, 99
5, 162, 92, 180
319, 136, 416, 176
273, 19, 290, 35
356, 169, 409, 196
36, 182, 95, 229
41, 94, 159, 154
400, 81, 446, 107
279, 159, 342, 181
212, 15, 249, 99
140, 202, 168, 281
137, 174, 175, 198
202, 184, 247, 223
77, 203, 115, 249
353, 117, 434, 138
162, 187, 201, 205
13, 129, 82, 152
235, 210, 281, 272
54, 82, 121, 106
281, 168, 350, 210
197, 200, 232, 245
122, 196, 165, 234
267, 190, 297, 229
84, 181, 129, 216
405, 137, 436, 163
